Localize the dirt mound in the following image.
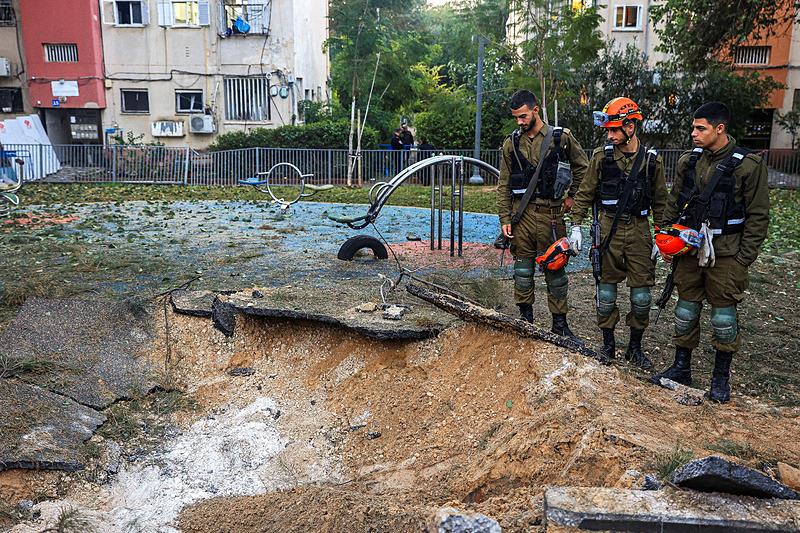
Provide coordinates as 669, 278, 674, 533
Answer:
154, 311, 800, 532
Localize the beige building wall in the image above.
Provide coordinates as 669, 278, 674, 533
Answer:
596, 1, 666, 66
771, 22, 800, 149
100, 0, 329, 148
0, 0, 31, 119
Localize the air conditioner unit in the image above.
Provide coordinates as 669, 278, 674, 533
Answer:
0, 58, 11, 77
151, 120, 185, 137
189, 114, 216, 134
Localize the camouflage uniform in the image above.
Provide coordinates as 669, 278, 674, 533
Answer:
497, 124, 589, 314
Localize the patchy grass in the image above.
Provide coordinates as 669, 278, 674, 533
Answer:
97, 401, 141, 441
41, 505, 94, 533
0, 353, 81, 379
649, 446, 694, 479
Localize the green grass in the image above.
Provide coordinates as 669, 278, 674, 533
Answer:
706, 439, 760, 461
649, 446, 694, 479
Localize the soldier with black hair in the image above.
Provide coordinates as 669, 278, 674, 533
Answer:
496, 89, 589, 341
650, 101, 770, 403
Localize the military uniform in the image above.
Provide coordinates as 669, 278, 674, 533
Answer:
662, 136, 770, 354
572, 144, 668, 331
497, 124, 589, 315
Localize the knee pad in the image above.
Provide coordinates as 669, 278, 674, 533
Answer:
597, 282, 617, 317
545, 269, 568, 300
514, 258, 535, 291
710, 306, 738, 344
630, 287, 652, 320
674, 299, 702, 336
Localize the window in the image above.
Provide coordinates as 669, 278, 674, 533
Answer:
614, 5, 641, 30
0, 88, 23, 113
176, 90, 204, 113
224, 76, 270, 121
0, 0, 14, 26
158, 0, 210, 26
121, 89, 149, 113
734, 46, 771, 65
44, 43, 78, 63
222, 1, 271, 34
794, 89, 800, 112
116, 1, 144, 24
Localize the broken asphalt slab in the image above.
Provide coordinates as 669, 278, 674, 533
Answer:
0, 297, 159, 409
670, 456, 800, 500
544, 486, 800, 532
170, 288, 452, 341
0, 380, 105, 471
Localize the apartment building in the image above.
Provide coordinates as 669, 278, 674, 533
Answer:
10, 0, 329, 148
0, 0, 29, 119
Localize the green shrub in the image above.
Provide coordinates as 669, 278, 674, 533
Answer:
209, 120, 379, 151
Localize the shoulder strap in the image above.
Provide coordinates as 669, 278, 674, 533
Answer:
603, 144, 614, 164
511, 128, 556, 225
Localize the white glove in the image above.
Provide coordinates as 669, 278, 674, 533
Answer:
569, 225, 583, 253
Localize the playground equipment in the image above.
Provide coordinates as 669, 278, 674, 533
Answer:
329, 155, 500, 258
0, 153, 24, 218
239, 162, 334, 212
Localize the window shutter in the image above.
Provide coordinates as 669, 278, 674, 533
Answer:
198, 1, 210, 26
101, 0, 116, 25
141, 0, 150, 25
157, 0, 173, 26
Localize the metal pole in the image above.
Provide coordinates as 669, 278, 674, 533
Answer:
450, 158, 456, 257
438, 161, 443, 250
470, 35, 486, 185
430, 162, 436, 250
458, 158, 464, 257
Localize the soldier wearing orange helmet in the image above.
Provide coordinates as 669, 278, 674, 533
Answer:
569, 97, 668, 367
649, 102, 770, 403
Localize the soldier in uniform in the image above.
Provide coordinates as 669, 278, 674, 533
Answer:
497, 90, 589, 340
569, 97, 668, 368
650, 102, 770, 403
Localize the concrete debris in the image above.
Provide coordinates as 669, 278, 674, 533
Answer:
382, 304, 406, 320
778, 462, 800, 493
0, 298, 158, 409
356, 302, 378, 313
545, 486, 800, 531
432, 507, 501, 533
0, 380, 106, 472
658, 377, 706, 406
669, 456, 800, 500
227, 367, 256, 377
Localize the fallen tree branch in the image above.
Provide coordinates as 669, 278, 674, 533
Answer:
406, 283, 607, 363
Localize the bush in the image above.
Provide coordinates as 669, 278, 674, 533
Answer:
209, 120, 379, 151
414, 89, 476, 149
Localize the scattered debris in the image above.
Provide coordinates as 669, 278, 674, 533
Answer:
669, 456, 800, 500
227, 367, 255, 377
356, 302, 378, 313
544, 486, 800, 531
406, 233, 421, 241
431, 507, 501, 533
779, 462, 800, 493
382, 304, 406, 320
657, 377, 706, 406
366, 431, 382, 440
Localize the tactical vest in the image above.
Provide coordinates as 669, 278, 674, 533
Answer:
598, 144, 657, 217
509, 127, 564, 199
677, 147, 747, 235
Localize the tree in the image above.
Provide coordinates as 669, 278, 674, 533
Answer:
650, 0, 799, 71
775, 110, 800, 149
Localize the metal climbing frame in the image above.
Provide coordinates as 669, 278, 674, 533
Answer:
239, 162, 333, 211
329, 155, 500, 257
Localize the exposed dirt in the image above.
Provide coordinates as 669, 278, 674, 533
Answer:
155, 310, 800, 532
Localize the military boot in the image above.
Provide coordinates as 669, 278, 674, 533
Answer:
624, 328, 653, 370
708, 350, 734, 403
649, 347, 692, 386
552, 314, 583, 345
599, 328, 616, 360
518, 303, 533, 323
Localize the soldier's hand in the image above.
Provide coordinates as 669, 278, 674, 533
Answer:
502, 224, 513, 239
563, 197, 574, 213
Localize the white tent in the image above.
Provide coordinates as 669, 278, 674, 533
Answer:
0, 114, 62, 180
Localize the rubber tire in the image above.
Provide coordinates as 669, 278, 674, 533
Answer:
337, 235, 389, 261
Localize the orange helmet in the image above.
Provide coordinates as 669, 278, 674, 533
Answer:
593, 97, 643, 128
536, 238, 574, 271
655, 225, 704, 256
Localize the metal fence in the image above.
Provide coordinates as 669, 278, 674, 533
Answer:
4, 143, 799, 189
